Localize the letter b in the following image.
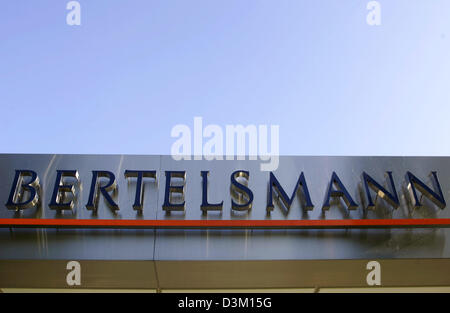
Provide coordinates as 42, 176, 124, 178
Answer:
6, 170, 40, 211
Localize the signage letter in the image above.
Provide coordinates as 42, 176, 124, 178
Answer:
200, 171, 223, 213
406, 171, 446, 209
6, 170, 40, 211
49, 170, 79, 211
85, 171, 119, 213
362, 171, 399, 210
124, 170, 157, 211
230, 170, 253, 211
322, 172, 358, 211
267, 172, 314, 214
163, 171, 186, 212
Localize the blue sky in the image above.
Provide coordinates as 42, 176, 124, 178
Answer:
1, 1, 450, 156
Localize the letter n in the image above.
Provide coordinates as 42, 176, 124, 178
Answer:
362, 171, 399, 210
406, 171, 446, 209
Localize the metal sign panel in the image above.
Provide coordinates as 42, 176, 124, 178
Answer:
1, 154, 449, 228
1, 154, 450, 289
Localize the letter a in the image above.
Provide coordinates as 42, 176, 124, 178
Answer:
66, 1, 81, 26
366, 261, 381, 286
66, 261, 81, 286
366, 1, 381, 26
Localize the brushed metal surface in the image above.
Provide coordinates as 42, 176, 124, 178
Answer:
0, 154, 449, 262
0, 154, 158, 260
154, 156, 450, 260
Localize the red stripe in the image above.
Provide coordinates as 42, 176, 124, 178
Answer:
1, 218, 450, 228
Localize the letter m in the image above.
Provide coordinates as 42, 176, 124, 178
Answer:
267, 172, 314, 214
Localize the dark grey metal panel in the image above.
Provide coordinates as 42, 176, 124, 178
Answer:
0, 260, 157, 289
156, 259, 450, 289
2, 259, 450, 289
0, 228, 155, 260
153, 228, 447, 260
